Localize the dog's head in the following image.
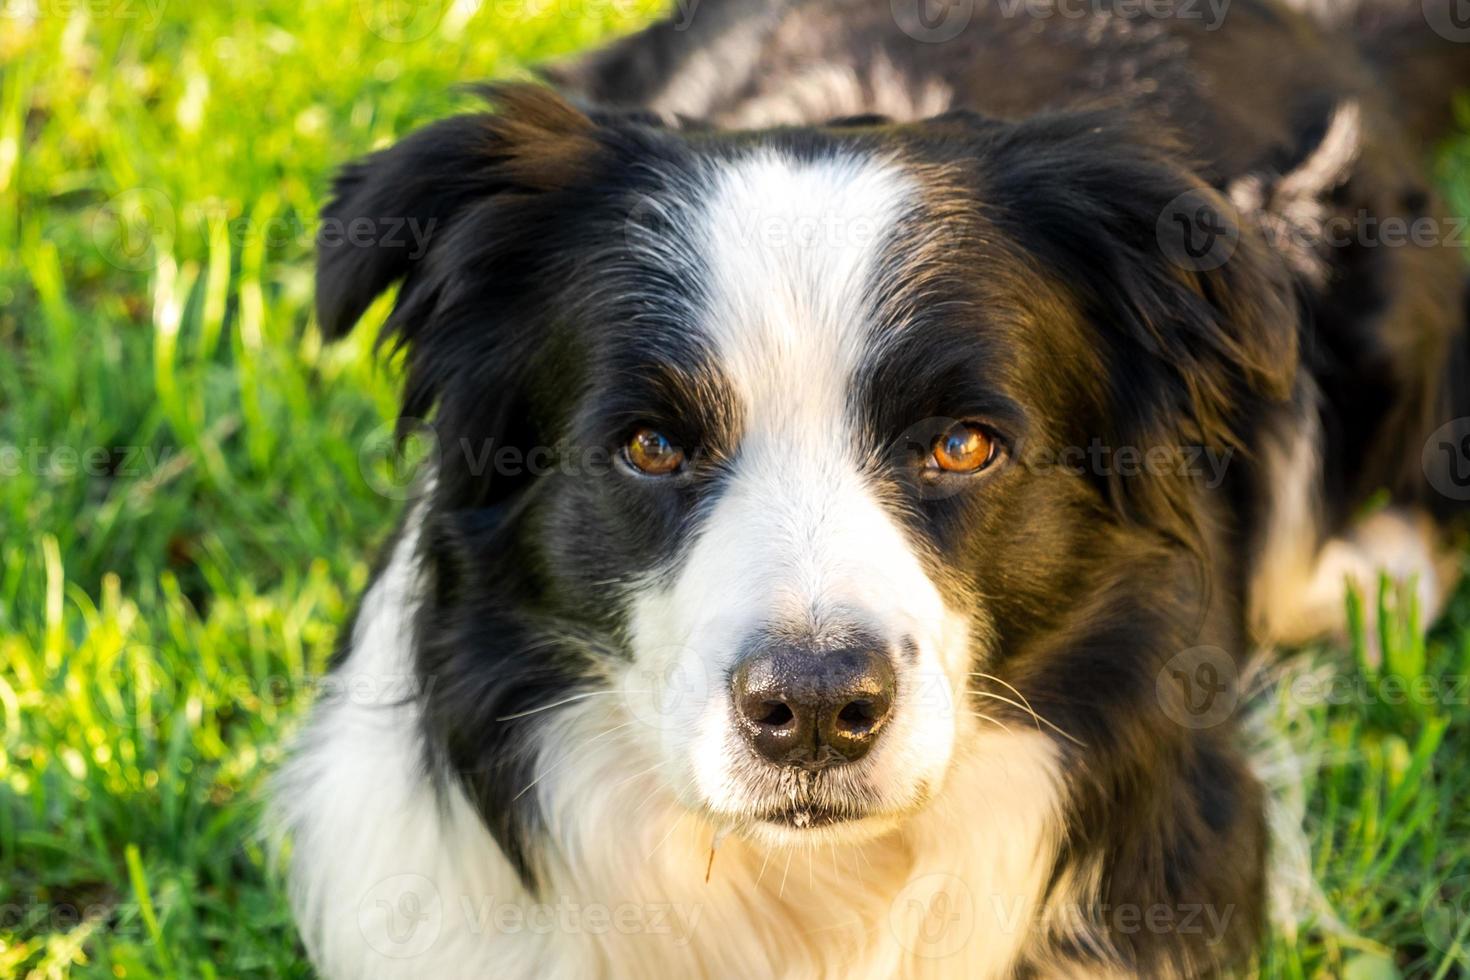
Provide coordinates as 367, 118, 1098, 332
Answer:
319, 86, 1295, 880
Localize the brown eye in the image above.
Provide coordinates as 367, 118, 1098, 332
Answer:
931, 422, 996, 474
625, 427, 685, 476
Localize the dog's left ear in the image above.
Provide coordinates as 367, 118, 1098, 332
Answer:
982, 113, 1299, 531
315, 83, 599, 342
316, 85, 608, 514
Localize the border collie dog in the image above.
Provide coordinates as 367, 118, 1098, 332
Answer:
275, 1, 1470, 976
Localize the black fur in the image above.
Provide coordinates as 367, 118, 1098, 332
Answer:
306, 0, 1470, 972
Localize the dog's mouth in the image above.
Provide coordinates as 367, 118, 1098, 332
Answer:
755, 804, 860, 829
703, 768, 935, 839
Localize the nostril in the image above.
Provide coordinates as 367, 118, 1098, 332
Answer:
732, 643, 896, 769
755, 701, 794, 728
835, 698, 877, 734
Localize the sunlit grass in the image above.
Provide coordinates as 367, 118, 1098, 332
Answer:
0, 2, 1466, 976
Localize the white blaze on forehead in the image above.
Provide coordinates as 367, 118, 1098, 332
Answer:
671, 149, 937, 631
628, 151, 967, 816
681, 150, 928, 629
695, 149, 915, 447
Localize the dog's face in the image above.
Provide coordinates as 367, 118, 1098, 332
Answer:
318, 87, 1294, 873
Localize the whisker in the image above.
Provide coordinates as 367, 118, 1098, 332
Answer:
628, 781, 664, 818
635, 773, 695, 818
511, 721, 636, 801
607, 761, 664, 794
800, 917, 868, 937
644, 807, 689, 862
969, 672, 1043, 721
964, 689, 1042, 733
967, 673, 1088, 747
496, 689, 646, 721
755, 845, 774, 890
778, 848, 794, 900
845, 843, 859, 881
969, 710, 1016, 737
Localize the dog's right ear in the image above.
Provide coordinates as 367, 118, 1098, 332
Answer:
315, 84, 598, 339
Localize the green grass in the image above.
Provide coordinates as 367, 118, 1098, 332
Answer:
0, 3, 1467, 977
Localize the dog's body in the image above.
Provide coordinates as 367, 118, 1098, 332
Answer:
275, 2, 1470, 976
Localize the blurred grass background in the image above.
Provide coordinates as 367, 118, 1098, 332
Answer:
0, 1, 1468, 977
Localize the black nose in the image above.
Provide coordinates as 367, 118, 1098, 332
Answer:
731, 647, 896, 770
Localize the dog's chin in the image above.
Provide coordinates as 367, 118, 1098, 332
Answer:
698, 796, 917, 849
744, 809, 903, 848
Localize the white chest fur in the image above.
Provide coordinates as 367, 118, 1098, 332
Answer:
272, 519, 1066, 980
